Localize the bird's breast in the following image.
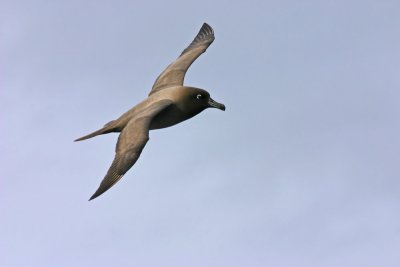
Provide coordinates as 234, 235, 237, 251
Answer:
149, 104, 200, 130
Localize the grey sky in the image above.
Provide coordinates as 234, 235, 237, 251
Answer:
1, 0, 400, 266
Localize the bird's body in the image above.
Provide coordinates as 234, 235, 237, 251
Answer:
75, 23, 225, 200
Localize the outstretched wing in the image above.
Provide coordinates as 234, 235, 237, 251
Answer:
89, 100, 173, 200
149, 23, 215, 96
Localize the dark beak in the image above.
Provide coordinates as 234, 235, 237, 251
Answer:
208, 98, 226, 111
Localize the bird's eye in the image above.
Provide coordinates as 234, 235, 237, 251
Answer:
196, 94, 203, 99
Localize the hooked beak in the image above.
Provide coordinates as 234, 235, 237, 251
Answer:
208, 98, 226, 111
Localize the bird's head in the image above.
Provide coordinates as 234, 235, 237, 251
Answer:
182, 87, 225, 113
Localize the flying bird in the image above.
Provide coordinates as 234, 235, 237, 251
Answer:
75, 23, 225, 200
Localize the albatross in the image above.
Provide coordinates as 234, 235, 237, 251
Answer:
75, 23, 225, 200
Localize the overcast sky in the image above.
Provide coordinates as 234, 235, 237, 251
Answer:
1, 0, 400, 266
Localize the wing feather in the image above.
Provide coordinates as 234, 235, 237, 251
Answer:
149, 23, 214, 96
89, 100, 173, 200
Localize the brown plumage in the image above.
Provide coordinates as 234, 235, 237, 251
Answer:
75, 23, 225, 200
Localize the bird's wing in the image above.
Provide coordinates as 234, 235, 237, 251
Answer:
148, 23, 215, 96
89, 100, 173, 200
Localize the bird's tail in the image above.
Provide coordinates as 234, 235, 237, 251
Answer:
74, 122, 116, 142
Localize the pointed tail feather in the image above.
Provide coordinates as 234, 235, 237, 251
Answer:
74, 127, 113, 142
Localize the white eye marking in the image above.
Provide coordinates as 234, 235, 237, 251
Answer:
196, 94, 202, 99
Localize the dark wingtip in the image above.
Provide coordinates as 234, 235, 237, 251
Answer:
88, 194, 95, 201
180, 22, 215, 56
88, 191, 101, 201
201, 22, 213, 33
197, 22, 214, 38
